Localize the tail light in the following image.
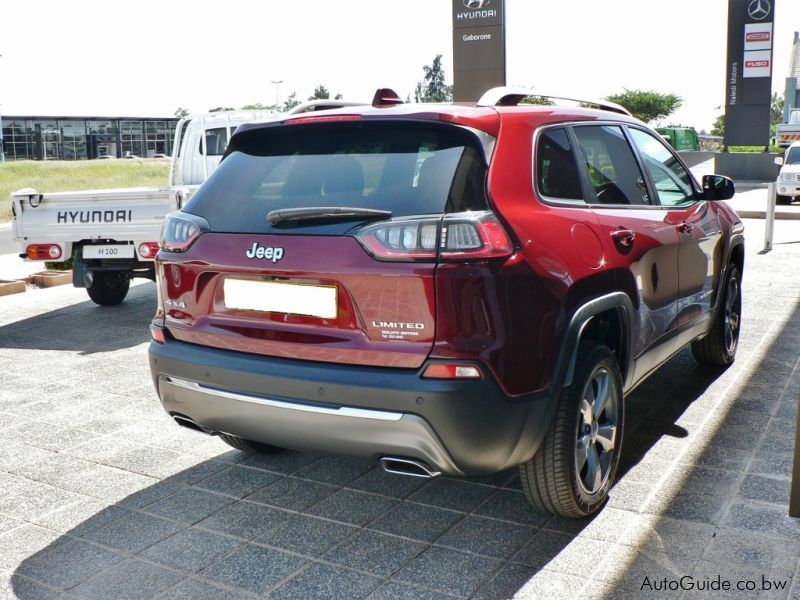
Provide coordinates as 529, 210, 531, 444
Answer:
422, 363, 483, 379
138, 242, 160, 259
150, 324, 166, 344
353, 211, 513, 262
160, 212, 209, 252
27, 244, 62, 260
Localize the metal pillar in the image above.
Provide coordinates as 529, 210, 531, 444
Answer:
790, 384, 800, 518
764, 182, 776, 252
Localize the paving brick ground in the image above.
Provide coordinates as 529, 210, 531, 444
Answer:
0, 218, 798, 599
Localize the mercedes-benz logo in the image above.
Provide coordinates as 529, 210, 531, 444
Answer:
464, 0, 491, 8
748, 0, 771, 21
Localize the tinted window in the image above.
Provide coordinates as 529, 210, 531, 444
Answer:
536, 128, 583, 202
185, 122, 488, 233
203, 127, 229, 156
573, 125, 649, 205
786, 147, 800, 164
629, 128, 695, 206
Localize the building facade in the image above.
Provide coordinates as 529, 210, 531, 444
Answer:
0, 116, 179, 161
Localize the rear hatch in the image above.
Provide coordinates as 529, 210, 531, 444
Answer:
159, 119, 496, 368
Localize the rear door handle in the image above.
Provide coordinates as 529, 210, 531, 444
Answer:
610, 228, 636, 248
677, 222, 694, 234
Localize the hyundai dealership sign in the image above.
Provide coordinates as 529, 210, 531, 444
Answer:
452, 0, 506, 102
724, 0, 776, 147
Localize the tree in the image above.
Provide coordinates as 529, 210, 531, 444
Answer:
208, 106, 235, 112
283, 92, 301, 111
520, 96, 554, 106
174, 107, 190, 118
240, 103, 271, 110
771, 93, 784, 127
604, 89, 683, 123
309, 85, 330, 100
308, 85, 344, 101
414, 55, 453, 103
711, 113, 725, 137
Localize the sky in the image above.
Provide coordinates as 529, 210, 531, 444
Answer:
1, 0, 798, 131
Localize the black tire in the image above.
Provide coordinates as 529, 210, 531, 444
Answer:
776, 195, 792, 205
691, 264, 741, 367
219, 433, 284, 455
86, 272, 130, 306
519, 343, 624, 518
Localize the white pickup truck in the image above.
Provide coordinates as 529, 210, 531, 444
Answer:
775, 109, 800, 148
11, 101, 360, 305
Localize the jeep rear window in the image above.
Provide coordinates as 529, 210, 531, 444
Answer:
184, 121, 489, 233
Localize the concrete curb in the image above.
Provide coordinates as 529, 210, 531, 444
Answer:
736, 209, 800, 220
735, 182, 769, 191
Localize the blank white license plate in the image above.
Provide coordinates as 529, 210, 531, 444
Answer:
224, 279, 338, 319
83, 244, 134, 259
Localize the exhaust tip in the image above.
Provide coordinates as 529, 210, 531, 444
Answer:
171, 413, 215, 436
379, 457, 441, 479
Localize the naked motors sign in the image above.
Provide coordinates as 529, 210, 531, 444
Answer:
452, 0, 506, 102
724, 0, 776, 147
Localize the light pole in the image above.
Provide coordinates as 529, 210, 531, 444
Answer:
271, 80, 283, 112
0, 54, 5, 163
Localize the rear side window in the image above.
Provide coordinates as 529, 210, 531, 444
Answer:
536, 128, 583, 202
202, 128, 229, 156
573, 125, 650, 206
185, 122, 489, 233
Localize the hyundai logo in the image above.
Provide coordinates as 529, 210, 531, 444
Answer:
747, 0, 771, 21
463, 0, 491, 8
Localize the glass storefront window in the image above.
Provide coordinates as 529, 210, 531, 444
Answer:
1, 117, 176, 160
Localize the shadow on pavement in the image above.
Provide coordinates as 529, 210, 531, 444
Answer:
3, 286, 735, 598
0, 283, 156, 355
593, 295, 800, 597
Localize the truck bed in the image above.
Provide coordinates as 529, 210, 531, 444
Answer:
12, 187, 174, 243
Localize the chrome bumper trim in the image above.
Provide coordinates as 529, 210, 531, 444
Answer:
164, 376, 404, 422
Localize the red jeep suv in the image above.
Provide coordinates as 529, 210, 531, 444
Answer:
148, 88, 743, 518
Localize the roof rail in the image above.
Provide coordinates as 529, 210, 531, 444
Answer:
287, 100, 369, 115
476, 87, 632, 117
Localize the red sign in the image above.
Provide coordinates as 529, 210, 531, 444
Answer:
746, 32, 771, 42
745, 60, 770, 68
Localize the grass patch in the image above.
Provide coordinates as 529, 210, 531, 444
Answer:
728, 145, 782, 154
0, 159, 170, 222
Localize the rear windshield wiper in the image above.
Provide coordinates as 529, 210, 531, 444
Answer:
267, 207, 392, 227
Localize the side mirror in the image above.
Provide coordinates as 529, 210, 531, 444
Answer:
775, 156, 784, 166
702, 175, 735, 201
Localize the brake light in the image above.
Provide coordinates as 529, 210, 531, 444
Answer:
138, 242, 160, 259
160, 212, 209, 252
353, 211, 513, 262
441, 213, 513, 260
287, 115, 362, 124
26, 244, 62, 260
149, 324, 166, 344
422, 363, 483, 380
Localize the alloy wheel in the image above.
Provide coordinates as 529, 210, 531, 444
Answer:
723, 276, 741, 355
575, 368, 619, 495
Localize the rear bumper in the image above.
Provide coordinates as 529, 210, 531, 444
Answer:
148, 337, 557, 475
